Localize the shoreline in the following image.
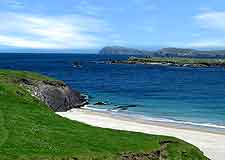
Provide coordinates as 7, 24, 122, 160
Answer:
57, 108, 225, 160
107, 56, 225, 68
82, 105, 225, 135
109, 60, 225, 69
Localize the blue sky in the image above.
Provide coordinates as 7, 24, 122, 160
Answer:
0, 0, 225, 50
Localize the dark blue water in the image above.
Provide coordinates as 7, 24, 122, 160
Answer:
1, 53, 225, 129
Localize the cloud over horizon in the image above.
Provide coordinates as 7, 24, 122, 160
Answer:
0, 12, 113, 49
189, 10, 225, 48
195, 11, 225, 32
1, 0, 225, 50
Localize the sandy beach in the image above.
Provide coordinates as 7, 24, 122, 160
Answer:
57, 109, 225, 160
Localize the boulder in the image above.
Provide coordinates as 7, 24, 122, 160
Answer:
19, 78, 88, 112
94, 102, 107, 105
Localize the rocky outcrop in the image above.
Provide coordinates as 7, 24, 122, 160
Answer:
119, 140, 210, 160
94, 102, 107, 105
119, 140, 176, 160
112, 105, 137, 111
18, 78, 88, 112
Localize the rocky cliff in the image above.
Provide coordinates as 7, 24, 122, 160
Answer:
18, 78, 87, 112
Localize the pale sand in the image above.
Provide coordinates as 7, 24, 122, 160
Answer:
57, 109, 225, 160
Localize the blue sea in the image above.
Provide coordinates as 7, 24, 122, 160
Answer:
1, 53, 225, 132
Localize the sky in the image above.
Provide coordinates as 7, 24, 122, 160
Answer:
0, 0, 225, 51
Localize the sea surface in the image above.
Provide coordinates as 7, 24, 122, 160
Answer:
1, 53, 225, 132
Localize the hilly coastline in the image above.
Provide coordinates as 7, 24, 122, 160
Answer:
0, 70, 208, 160
99, 46, 225, 58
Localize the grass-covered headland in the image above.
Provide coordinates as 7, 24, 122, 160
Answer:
127, 57, 225, 67
0, 70, 208, 160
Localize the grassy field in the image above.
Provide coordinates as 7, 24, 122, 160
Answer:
0, 70, 208, 160
128, 56, 225, 66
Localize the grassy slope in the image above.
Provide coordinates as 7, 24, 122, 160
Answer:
0, 70, 208, 160
128, 57, 225, 65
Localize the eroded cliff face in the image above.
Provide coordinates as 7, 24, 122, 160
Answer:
18, 78, 88, 112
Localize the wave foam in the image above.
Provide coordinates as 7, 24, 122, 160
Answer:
84, 105, 225, 130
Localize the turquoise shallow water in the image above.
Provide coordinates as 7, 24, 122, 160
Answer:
1, 53, 225, 132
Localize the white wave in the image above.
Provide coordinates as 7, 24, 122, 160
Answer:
135, 114, 225, 129
179, 121, 225, 129
84, 105, 225, 130
83, 105, 109, 112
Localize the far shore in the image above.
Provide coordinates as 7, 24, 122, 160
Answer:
57, 108, 225, 160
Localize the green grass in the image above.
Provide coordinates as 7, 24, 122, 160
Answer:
128, 57, 225, 66
0, 69, 208, 160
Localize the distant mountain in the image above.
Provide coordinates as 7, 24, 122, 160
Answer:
158, 48, 225, 58
99, 46, 153, 55
99, 46, 225, 58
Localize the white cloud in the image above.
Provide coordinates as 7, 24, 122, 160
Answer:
188, 10, 225, 48
168, 39, 225, 49
195, 11, 225, 32
0, 12, 111, 49
188, 39, 225, 48
0, 35, 61, 49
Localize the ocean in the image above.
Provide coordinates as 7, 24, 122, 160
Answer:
1, 53, 225, 132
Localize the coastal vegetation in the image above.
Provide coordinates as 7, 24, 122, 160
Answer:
105, 56, 225, 68
127, 57, 225, 67
0, 70, 208, 160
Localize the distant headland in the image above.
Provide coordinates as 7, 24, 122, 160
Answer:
99, 46, 225, 58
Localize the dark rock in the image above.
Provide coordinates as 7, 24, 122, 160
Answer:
73, 61, 82, 68
94, 102, 107, 105
112, 105, 137, 111
111, 60, 117, 63
120, 151, 161, 160
19, 78, 87, 112
43, 80, 66, 87
17, 78, 34, 85
16, 90, 25, 96
159, 140, 178, 145
119, 140, 179, 160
